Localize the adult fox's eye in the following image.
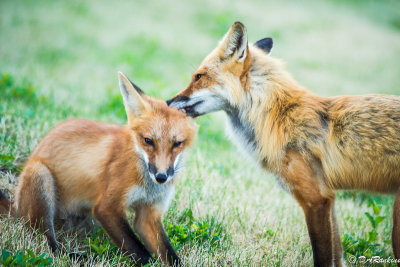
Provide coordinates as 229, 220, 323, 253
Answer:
194, 74, 202, 82
173, 141, 182, 148
144, 138, 154, 146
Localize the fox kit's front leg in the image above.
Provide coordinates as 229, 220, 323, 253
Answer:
92, 198, 152, 266
134, 203, 181, 266
281, 151, 339, 267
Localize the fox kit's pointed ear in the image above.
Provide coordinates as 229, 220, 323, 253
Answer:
118, 72, 149, 123
221, 21, 248, 62
254, 37, 273, 55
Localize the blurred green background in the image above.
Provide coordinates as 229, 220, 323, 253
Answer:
1, 0, 400, 266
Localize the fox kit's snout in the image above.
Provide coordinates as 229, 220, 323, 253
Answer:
0, 72, 197, 266
148, 163, 173, 184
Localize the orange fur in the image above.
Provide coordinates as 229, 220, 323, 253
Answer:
0, 72, 197, 266
168, 22, 400, 266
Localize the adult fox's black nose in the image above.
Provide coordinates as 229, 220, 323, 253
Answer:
166, 99, 173, 106
155, 173, 168, 184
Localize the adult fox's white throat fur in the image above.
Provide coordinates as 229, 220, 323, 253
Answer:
0, 72, 198, 266
167, 21, 400, 267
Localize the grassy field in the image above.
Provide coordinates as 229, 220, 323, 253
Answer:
1, 0, 400, 266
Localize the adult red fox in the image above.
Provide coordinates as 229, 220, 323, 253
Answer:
167, 22, 400, 266
0, 72, 198, 266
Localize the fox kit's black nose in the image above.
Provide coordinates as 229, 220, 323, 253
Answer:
155, 173, 168, 184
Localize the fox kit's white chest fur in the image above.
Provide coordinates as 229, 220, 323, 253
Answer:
126, 180, 174, 212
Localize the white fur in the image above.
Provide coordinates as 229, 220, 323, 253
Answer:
134, 139, 149, 165
125, 95, 142, 115
174, 153, 182, 169
186, 89, 225, 115
125, 186, 147, 207
154, 187, 175, 213
133, 137, 161, 184
225, 26, 248, 62
225, 117, 258, 160
125, 183, 174, 213
118, 73, 147, 117
127, 135, 176, 209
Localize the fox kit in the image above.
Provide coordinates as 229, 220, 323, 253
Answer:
167, 22, 400, 266
0, 72, 198, 266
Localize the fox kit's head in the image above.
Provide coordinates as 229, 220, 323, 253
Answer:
167, 21, 273, 116
118, 72, 198, 185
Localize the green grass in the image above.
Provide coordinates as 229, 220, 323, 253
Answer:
1, 249, 53, 266
1, 0, 400, 265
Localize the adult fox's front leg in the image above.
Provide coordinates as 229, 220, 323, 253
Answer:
281, 151, 336, 267
331, 206, 344, 267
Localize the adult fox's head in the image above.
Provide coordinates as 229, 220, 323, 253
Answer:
167, 21, 273, 117
118, 72, 198, 184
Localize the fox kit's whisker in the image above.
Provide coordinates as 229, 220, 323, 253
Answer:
0, 72, 198, 266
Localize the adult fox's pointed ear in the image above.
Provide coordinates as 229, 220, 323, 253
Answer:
221, 21, 248, 62
254, 37, 273, 55
118, 72, 149, 123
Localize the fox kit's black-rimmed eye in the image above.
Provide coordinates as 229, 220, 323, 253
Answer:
173, 141, 182, 148
194, 74, 203, 82
144, 138, 154, 146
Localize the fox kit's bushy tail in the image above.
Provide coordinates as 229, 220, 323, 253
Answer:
0, 190, 14, 216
